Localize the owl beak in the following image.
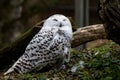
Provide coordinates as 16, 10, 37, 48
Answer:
59, 23, 63, 27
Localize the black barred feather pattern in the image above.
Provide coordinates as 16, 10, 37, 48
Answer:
4, 14, 73, 75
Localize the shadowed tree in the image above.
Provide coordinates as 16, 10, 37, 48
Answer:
99, 0, 120, 45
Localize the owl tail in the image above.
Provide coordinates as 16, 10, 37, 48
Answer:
4, 67, 14, 75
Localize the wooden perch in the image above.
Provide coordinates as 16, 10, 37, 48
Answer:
0, 24, 107, 70
71, 24, 107, 47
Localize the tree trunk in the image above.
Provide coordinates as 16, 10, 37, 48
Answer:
0, 24, 107, 70
99, 0, 120, 45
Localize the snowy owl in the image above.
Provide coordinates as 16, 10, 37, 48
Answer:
4, 14, 73, 75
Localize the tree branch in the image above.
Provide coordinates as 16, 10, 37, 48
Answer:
71, 24, 107, 47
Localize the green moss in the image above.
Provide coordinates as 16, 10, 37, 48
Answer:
70, 42, 120, 80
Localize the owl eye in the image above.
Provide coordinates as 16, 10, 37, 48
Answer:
63, 19, 67, 21
53, 19, 58, 21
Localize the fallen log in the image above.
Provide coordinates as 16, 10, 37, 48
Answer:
0, 24, 107, 70
71, 24, 107, 47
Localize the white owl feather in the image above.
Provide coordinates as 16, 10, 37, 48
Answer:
4, 14, 73, 75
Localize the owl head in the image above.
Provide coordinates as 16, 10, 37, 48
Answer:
43, 14, 73, 38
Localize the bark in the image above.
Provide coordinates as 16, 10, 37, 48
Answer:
99, 0, 120, 45
71, 24, 107, 48
0, 24, 107, 70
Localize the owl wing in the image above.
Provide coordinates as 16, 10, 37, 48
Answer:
4, 29, 58, 75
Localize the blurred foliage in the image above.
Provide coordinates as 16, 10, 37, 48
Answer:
1, 42, 120, 80
0, 0, 60, 48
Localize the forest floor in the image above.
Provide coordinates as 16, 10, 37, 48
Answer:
0, 41, 120, 80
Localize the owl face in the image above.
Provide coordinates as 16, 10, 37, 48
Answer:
45, 14, 71, 28
43, 14, 73, 38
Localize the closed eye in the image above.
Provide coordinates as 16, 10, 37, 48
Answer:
53, 19, 58, 21
63, 19, 67, 21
